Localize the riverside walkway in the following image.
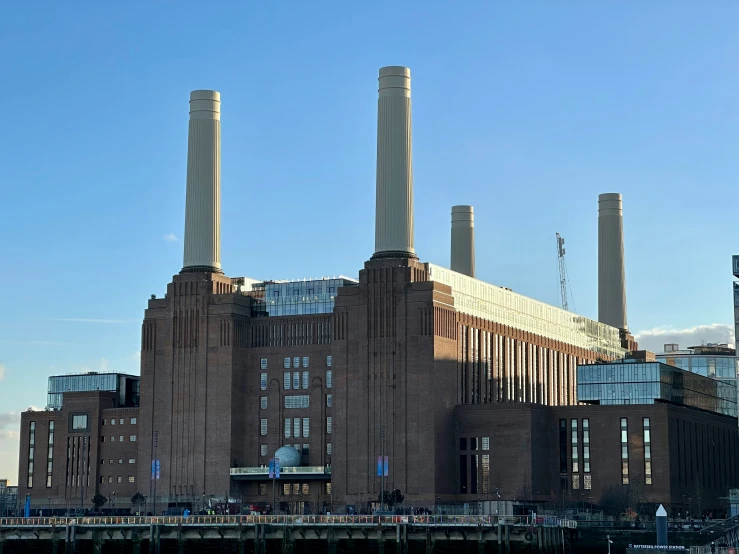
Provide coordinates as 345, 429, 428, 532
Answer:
0, 514, 577, 554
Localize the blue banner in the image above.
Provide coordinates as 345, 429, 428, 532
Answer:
24, 494, 30, 518
155, 460, 160, 480
383, 456, 389, 477
275, 457, 281, 479
151, 460, 156, 480
269, 458, 275, 479
377, 456, 382, 477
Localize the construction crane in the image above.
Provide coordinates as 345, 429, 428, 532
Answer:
556, 233, 569, 311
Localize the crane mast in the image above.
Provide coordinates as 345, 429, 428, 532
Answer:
556, 233, 569, 311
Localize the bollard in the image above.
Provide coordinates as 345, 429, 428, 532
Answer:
656, 504, 668, 546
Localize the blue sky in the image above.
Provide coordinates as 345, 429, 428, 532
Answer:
1, 1, 737, 482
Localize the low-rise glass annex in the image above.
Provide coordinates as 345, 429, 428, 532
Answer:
47, 372, 140, 410
577, 359, 737, 418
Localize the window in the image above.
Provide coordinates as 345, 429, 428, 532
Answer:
46, 421, 55, 488
621, 418, 629, 485
129, 459, 136, 464
293, 372, 300, 389
293, 483, 300, 495
471, 437, 478, 451
284, 418, 292, 438
130, 417, 137, 425
293, 357, 300, 368
302, 443, 309, 457
283, 483, 291, 495
460, 438, 467, 451
102, 419, 106, 426
584, 475, 592, 490
327, 443, 332, 455
119, 435, 124, 442
326, 394, 332, 408
110, 436, 115, 442
260, 397, 268, 410
260, 373, 268, 391
302, 419, 310, 438
101, 436, 105, 443
326, 416, 332, 434
283, 372, 291, 390
260, 419, 267, 436
261, 358, 268, 370
302, 483, 310, 495
285, 395, 310, 409
100, 477, 104, 484
325, 482, 332, 495
326, 370, 332, 389
482, 437, 490, 451
27, 421, 36, 488
302, 356, 309, 368
72, 415, 88, 430
302, 371, 309, 389
283, 357, 291, 369
260, 444, 268, 457
109, 459, 113, 464
119, 418, 124, 425
583, 419, 591, 473
259, 484, 267, 496
101, 459, 105, 464
481, 454, 490, 493
572, 474, 580, 490
643, 417, 652, 485
130, 435, 137, 442
117, 476, 122, 483
559, 419, 567, 473
571, 420, 579, 473
128, 476, 135, 483
119, 459, 123, 464
111, 418, 116, 426
294, 418, 300, 438
326, 355, 333, 367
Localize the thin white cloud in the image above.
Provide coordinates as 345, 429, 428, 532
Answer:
53, 318, 135, 324
0, 364, 5, 381
634, 323, 735, 353
1, 340, 69, 346
163, 233, 177, 243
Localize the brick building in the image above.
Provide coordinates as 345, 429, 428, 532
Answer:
17, 66, 739, 516
17, 374, 140, 513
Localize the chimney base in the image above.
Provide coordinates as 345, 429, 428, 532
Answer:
371, 251, 418, 261
180, 265, 224, 274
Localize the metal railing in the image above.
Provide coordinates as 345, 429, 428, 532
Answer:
0, 514, 577, 529
230, 466, 330, 476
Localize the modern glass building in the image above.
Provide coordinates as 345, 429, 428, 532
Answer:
656, 343, 738, 387
47, 372, 140, 410
578, 359, 738, 418
249, 277, 359, 316
425, 263, 626, 359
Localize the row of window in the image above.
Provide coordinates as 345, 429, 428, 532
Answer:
101, 458, 136, 465
101, 435, 137, 443
259, 417, 333, 437
257, 482, 332, 496
259, 443, 331, 457
259, 356, 334, 370
459, 437, 490, 451
102, 417, 137, 426
99, 476, 136, 484
260, 370, 333, 391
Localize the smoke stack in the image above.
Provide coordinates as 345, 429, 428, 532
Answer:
182, 90, 222, 273
451, 205, 475, 277
373, 66, 415, 259
598, 193, 627, 329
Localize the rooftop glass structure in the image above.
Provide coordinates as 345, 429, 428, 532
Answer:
425, 263, 626, 359
249, 277, 359, 317
577, 360, 737, 418
47, 372, 140, 410
656, 344, 738, 383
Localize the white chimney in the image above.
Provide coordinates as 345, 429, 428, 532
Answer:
373, 66, 415, 258
598, 193, 627, 329
451, 205, 475, 277
182, 90, 222, 273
